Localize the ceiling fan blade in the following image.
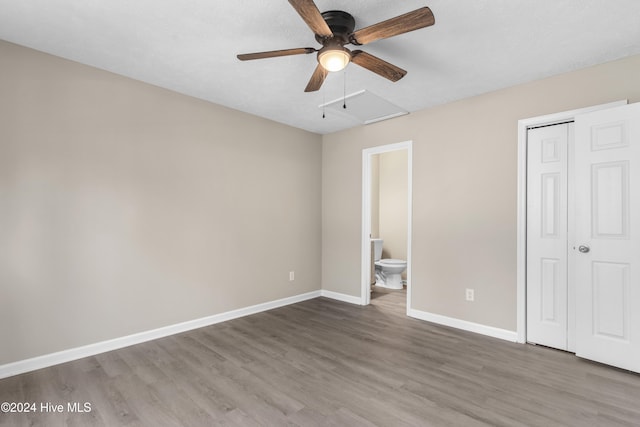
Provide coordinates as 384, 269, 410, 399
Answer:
304, 64, 329, 92
351, 50, 407, 82
288, 0, 333, 37
237, 47, 316, 61
351, 7, 435, 45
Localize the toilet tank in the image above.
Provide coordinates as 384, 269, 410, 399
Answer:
371, 238, 383, 261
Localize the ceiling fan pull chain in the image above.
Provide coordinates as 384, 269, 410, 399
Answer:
322, 87, 326, 119
343, 70, 347, 109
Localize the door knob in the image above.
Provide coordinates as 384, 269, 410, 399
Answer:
578, 245, 590, 253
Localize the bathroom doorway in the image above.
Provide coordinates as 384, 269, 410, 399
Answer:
361, 141, 412, 313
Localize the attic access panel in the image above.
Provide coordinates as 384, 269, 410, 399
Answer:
319, 90, 408, 125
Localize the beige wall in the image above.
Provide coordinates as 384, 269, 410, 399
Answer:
378, 150, 408, 263
370, 155, 380, 238
0, 40, 322, 365
322, 54, 640, 331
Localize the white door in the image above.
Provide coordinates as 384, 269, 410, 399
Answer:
526, 123, 570, 350
574, 103, 640, 373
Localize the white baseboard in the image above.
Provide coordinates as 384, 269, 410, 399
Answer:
0, 290, 321, 380
408, 308, 518, 342
320, 290, 363, 305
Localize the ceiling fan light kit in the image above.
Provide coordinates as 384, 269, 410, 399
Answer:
318, 44, 351, 72
237, 0, 435, 92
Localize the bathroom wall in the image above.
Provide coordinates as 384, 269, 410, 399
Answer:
370, 154, 380, 238
378, 150, 408, 264
0, 40, 322, 366
370, 150, 408, 258
322, 53, 640, 332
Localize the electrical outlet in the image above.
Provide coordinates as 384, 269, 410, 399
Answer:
465, 288, 474, 301
289, 271, 295, 281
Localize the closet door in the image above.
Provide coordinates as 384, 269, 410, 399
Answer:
526, 123, 569, 350
574, 103, 640, 373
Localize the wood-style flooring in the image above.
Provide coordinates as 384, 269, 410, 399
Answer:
2, 287, 640, 426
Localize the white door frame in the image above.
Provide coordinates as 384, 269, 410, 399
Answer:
361, 140, 413, 312
516, 100, 627, 344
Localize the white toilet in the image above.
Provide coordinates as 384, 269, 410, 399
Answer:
371, 238, 407, 290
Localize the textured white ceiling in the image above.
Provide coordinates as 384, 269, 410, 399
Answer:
1, 0, 639, 134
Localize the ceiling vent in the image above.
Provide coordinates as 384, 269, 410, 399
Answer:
319, 90, 408, 125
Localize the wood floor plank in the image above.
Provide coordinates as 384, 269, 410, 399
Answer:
2, 287, 640, 426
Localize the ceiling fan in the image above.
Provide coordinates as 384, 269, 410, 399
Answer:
237, 0, 435, 92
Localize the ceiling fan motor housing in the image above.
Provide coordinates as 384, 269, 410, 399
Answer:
315, 10, 356, 45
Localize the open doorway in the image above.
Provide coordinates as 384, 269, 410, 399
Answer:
361, 141, 412, 313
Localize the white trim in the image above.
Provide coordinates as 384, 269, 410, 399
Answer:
0, 290, 321, 379
318, 90, 409, 125
516, 100, 627, 344
364, 112, 408, 125
361, 146, 372, 306
566, 122, 577, 353
406, 144, 413, 316
361, 141, 413, 310
408, 308, 518, 342
320, 290, 362, 305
